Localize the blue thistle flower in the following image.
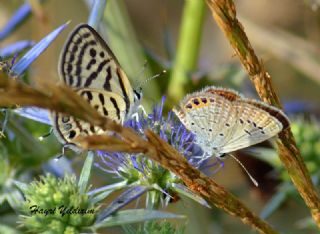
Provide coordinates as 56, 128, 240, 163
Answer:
95, 97, 219, 209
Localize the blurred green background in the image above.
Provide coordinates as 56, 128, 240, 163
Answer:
1, 0, 320, 233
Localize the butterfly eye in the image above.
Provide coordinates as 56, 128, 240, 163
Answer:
133, 89, 142, 101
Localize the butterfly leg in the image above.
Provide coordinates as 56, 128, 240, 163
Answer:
38, 128, 53, 141
210, 157, 225, 174
138, 105, 147, 116
131, 112, 139, 122
55, 144, 73, 160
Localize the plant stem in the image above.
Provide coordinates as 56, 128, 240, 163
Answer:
205, 0, 320, 227
168, 0, 206, 103
101, 0, 160, 108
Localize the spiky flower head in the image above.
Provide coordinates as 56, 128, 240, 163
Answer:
287, 117, 320, 178
96, 97, 218, 207
19, 174, 97, 234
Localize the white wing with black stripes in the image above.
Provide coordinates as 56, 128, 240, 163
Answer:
50, 24, 140, 150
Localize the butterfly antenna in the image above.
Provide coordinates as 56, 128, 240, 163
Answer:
38, 128, 53, 141
136, 70, 167, 90
229, 154, 258, 187
134, 60, 149, 85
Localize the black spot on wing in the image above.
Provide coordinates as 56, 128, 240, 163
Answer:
116, 68, 130, 115
103, 107, 108, 116
80, 90, 93, 101
68, 130, 76, 139
76, 40, 97, 87
86, 59, 96, 70
110, 97, 121, 120
103, 64, 112, 91
67, 64, 72, 74
85, 71, 98, 86
89, 125, 95, 133
89, 48, 96, 57
98, 93, 105, 105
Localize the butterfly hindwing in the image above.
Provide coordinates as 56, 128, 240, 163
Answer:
173, 92, 238, 156
77, 89, 127, 123
52, 89, 127, 147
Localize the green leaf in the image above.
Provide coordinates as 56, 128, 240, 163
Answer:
13, 180, 28, 192
90, 190, 113, 204
94, 209, 185, 228
245, 147, 280, 167
89, 181, 128, 204
5, 188, 24, 211
172, 183, 210, 208
96, 186, 149, 222
0, 224, 21, 234
78, 151, 94, 194
260, 190, 287, 219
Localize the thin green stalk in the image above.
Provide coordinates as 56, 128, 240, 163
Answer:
102, 0, 160, 108
145, 190, 161, 210
168, 0, 206, 103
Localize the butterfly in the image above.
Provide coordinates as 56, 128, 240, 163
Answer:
50, 24, 142, 151
173, 86, 290, 159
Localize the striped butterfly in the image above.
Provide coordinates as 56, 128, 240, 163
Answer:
50, 24, 142, 151
173, 86, 290, 159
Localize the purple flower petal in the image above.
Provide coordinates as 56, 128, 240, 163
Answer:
0, 3, 31, 41
0, 40, 35, 58
11, 22, 69, 76
87, 0, 107, 29
14, 107, 51, 125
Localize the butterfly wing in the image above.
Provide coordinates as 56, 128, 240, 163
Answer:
173, 92, 238, 156
51, 24, 140, 149
174, 86, 290, 157
219, 99, 289, 154
59, 24, 134, 114
51, 89, 127, 147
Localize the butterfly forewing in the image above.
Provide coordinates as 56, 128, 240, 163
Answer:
220, 100, 285, 154
59, 24, 134, 112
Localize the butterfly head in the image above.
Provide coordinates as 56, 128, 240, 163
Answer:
133, 88, 143, 104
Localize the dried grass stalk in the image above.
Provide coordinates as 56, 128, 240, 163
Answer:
205, 0, 320, 227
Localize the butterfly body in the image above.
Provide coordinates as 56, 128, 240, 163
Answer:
51, 24, 141, 150
173, 86, 289, 158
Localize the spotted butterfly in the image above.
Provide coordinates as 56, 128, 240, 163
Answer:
173, 86, 290, 159
50, 24, 142, 151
